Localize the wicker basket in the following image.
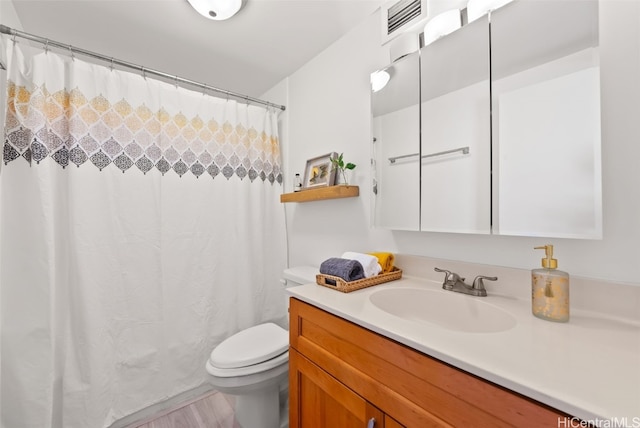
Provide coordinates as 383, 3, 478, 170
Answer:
316, 267, 403, 293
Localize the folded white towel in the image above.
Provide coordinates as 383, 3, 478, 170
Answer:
341, 252, 382, 278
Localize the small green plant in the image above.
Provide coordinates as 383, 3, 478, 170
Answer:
330, 153, 356, 185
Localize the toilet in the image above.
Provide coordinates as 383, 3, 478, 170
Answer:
205, 266, 317, 428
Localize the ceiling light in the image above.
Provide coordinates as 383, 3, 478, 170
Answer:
371, 70, 391, 93
187, 0, 242, 20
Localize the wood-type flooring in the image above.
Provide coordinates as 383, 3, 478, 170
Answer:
126, 390, 241, 428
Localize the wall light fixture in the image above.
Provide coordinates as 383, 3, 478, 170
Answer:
423, 9, 462, 46
467, 0, 514, 23
371, 70, 391, 92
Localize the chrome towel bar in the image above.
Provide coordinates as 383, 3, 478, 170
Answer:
388, 146, 469, 164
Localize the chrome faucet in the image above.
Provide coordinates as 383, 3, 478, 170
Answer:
434, 267, 497, 297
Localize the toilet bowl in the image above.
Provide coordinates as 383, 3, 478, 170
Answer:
205, 266, 317, 428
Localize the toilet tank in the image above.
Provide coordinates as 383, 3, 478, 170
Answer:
282, 266, 317, 287
281, 266, 317, 328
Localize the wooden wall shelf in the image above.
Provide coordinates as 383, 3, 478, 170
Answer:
280, 185, 359, 203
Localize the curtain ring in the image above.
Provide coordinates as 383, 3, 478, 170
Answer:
44, 39, 49, 53
141, 67, 146, 80
202, 86, 207, 97
110, 57, 114, 71
174, 75, 178, 88
11, 34, 16, 45
68, 44, 74, 61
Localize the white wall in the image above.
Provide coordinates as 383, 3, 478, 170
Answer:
267, 1, 640, 285
0, 0, 22, 30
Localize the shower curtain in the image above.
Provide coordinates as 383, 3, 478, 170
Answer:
0, 39, 287, 428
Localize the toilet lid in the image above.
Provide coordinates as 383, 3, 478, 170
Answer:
209, 323, 288, 369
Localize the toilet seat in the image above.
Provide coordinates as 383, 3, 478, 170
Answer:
207, 322, 289, 377
206, 350, 289, 377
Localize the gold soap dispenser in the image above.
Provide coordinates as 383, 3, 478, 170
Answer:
532, 245, 570, 322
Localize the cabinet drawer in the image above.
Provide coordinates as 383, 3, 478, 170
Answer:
290, 298, 566, 427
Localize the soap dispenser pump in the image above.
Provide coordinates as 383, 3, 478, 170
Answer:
532, 245, 570, 322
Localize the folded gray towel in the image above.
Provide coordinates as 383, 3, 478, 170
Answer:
320, 258, 365, 283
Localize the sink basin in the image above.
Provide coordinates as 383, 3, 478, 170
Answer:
369, 288, 517, 333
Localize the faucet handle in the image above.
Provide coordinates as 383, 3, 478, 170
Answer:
472, 275, 498, 290
434, 267, 465, 284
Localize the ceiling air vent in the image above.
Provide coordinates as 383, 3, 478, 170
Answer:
381, 0, 428, 45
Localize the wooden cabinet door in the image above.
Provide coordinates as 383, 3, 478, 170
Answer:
384, 415, 405, 428
289, 348, 385, 428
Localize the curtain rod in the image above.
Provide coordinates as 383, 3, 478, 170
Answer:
0, 24, 286, 111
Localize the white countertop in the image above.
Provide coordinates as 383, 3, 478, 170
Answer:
287, 275, 640, 427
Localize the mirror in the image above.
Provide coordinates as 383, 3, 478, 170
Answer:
491, 0, 601, 238
420, 14, 491, 234
372, 52, 420, 230
371, 0, 602, 239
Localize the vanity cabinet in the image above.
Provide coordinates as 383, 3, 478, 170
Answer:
289, 298, 567, 427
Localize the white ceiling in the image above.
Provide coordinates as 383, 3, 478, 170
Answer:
7, 0, 384, 100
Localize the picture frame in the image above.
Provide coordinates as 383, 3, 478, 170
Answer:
303, 152, 338, 189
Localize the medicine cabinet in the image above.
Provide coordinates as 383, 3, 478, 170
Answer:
420, 14, 490, 234
490, 0, 601, 238
372, 52, 421, 230
371, 0, 602, 239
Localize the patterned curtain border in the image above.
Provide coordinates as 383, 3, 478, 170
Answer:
3, 83, 283, 184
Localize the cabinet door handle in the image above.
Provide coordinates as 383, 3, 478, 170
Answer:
367, 417, 376, 428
